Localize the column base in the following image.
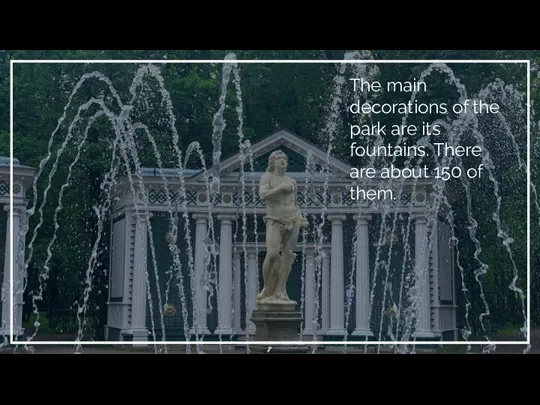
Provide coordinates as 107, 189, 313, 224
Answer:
130, 329, 149, 347
325, 328, 347, 337
214, 327, 234, 336
232, 329, 244, 338
189, 327, 212, 337
351, 329, 374, 340
235, 332, 256, 342
0, 328, 24, 343
412, 330, 439, 340
301, 329, 315, 337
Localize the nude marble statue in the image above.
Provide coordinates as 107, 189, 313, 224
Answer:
257, 150, 309, 304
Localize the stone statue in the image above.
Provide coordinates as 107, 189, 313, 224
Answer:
257, 150, 309, 305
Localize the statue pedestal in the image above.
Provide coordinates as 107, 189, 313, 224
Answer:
250, 301, 308, 354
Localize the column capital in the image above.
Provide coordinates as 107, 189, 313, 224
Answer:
412, 214, 427, 224
217, 214, 236, 223
132, 210, 153, 221
353, 214, 371, 224
327, 214, 346, 223
3, 204, 25, 215
192, 213, 209, 223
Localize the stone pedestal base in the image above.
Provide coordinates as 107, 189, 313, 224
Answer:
250, 301, 308, 354
249, 345, 309, 354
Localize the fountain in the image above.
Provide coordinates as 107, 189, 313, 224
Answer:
1, 51, 534, 354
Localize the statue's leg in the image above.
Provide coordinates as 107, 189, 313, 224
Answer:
258, 220, 282, 300
275, 218, 302, 301
275, 250, 294, 301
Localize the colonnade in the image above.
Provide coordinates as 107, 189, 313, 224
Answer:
126, 212, 434, 339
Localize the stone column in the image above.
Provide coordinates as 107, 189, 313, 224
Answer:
246, 250, 258, 334
327, 215, 346, 337
321, 252, 330, 334
12, 205, 24, 337
191, 214, 209, 335
1, 204, 29, 339
216, 214, 234, 335
413, 215, 434, 338
303, 250, 316, 335
352, 215, 373, 338
2, 205, 12, 334
232, 251, 242, 334
131, 210, 150, 341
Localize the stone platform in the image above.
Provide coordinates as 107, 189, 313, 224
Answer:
249, 301, 308, 354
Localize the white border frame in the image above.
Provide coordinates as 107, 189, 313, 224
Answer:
9, 58, 531, 347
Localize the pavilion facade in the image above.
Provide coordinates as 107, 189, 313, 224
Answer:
105, 129, 458, 343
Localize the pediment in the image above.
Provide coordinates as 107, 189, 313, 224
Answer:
189, 128, 350, 182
